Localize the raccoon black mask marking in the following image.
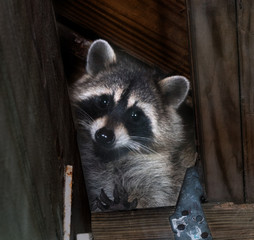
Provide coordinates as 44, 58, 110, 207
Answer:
70, 39, 196, 211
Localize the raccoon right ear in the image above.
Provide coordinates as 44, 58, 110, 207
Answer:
86, 39, 116, 76
159, 75, 190, 108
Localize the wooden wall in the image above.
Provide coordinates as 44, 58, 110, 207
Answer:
53, 0, 191, 78
188, 0, 254, 203
2, 0, 254, 239
237, 0, 254, 202
0, 0, 90, 239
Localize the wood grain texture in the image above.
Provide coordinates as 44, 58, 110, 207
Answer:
237, 0, 254, 202
0, 0, 90, 239
187, 0, 244, 202
53, 0, 190, 77
92, 203, 254, 240
206, 203, 254, 239
92, 207, 175, 240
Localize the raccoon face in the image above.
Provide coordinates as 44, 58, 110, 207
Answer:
75, 86, 155, 162
71, 40, 190, 162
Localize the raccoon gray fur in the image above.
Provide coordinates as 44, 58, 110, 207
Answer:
70, 39, 196, 211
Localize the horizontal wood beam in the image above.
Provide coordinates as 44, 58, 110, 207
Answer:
92, 203, 254, 239
53, 0, 190, 77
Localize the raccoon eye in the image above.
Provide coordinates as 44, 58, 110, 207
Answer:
130, 110, 143, 122
96, 95, 111, 110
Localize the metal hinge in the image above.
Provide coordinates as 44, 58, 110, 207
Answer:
170, 167, 213, 240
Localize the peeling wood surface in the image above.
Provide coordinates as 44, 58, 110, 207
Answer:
53, 0, 190, 77
92, 203, 254, 240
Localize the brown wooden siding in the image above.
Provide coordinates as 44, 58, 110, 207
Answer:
0, 0, 90, 239
188, 0, 254, 203
91, 203, 254, 240
53, 0, 191, 77
187, 0, 244, 202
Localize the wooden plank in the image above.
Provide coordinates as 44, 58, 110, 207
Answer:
206, 203, 254, 239
53, 0, 190, 77
92, 207, 175, 240
236, 0, 254, 202
187, 0, 244, 202
0, 0, 90, 239
91, 203, 254, 240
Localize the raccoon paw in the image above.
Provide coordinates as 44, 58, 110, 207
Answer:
96, 185, 138, 211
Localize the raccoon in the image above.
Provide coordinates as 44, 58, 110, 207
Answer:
70, 39, 196, 211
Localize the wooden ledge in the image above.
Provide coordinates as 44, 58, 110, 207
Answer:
91, 203, 254, 239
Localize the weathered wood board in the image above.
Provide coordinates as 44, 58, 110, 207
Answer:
2, 0, 254, 239
187, 0, 244, 202
0, 0, 90, 239
53, 0, 190, 77
92, 203, 254, 240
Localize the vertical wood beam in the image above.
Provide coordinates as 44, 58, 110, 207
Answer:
187, 0, 244, 202
237, 0, 254, 202
0, 0, 90, 239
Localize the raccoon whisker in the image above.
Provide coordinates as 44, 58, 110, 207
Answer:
130, 136, 160, 145
138, 143, 163, 157
127, 144, 162, 161
75, 106, 94, 122
127, 140, 163, 158
77, 119, 92, 130
125, 146, 141, 156
74, 107, 94, 130
123, 141, 144, 156
129, 136, 157, 151
129, 136, 153, 143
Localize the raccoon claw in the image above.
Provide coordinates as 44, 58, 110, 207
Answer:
96, 187, 138, 211
96, 189, 112, 210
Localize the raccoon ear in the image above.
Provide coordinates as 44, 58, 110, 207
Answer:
86, 39, 116, 75
159, 75, 190, 108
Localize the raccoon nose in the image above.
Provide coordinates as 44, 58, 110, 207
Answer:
95, 127, 115, 146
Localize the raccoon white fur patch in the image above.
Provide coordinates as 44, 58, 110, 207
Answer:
70, 39, 196, 211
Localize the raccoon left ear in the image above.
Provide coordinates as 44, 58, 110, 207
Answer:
159, 75, 190, 108
86, 39, 116, 76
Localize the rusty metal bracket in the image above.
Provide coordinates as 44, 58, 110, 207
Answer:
170, 167, 213, 240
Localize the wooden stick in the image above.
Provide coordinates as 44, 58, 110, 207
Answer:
64, 165, 73, 240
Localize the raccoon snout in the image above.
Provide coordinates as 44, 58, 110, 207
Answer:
95, 127, 115, 147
